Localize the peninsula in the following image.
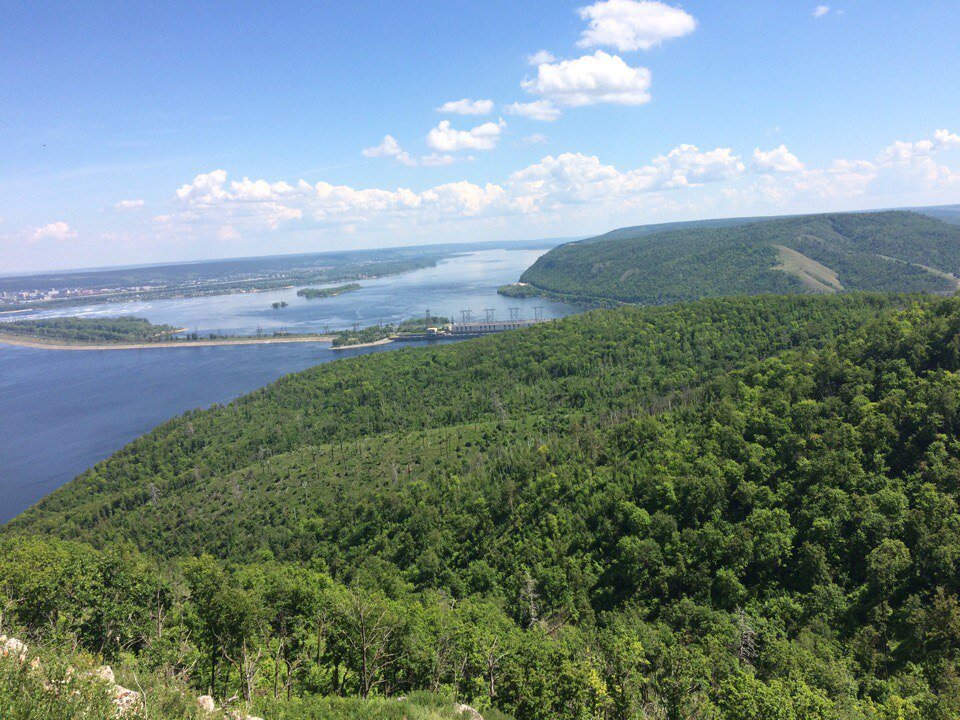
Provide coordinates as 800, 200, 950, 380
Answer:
0, 316, 334, 350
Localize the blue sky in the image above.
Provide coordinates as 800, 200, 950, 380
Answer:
2, 1, 959, 272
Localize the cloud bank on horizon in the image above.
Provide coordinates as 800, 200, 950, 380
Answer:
72, 127, 958, 258
4, 0, 959, 271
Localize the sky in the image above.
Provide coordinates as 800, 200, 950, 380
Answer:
1, 1, 959, 273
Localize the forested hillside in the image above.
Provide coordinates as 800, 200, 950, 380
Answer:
7, 293, 960, 718
517, 211, 960, 305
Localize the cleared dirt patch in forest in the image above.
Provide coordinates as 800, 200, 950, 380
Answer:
773, 245, 843, 293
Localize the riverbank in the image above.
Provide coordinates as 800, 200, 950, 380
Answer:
331, 337, 396, 350
0, 333, 336, 351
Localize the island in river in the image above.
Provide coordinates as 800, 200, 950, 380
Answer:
296, 283, 362, 299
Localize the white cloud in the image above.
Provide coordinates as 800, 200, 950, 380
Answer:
812, 5, 830, 18
934, 128, 960, 150
115, 198, 145, 211
527, 50, 556, 66
577, 0, 697, 52
521, 51, 652, 107
868, 129, 960, 195
32, 221, 77, 241
752, 145, 805, 173
426, 119, 506, 152
522, 133, 549, 145
436, 98, 494, 115
175, 169, 229, 203
645, 145, 745, 187
217, 225, 240, 241
362, 135, 414, 166
156, 129, 959, 246
167, 143, 744, 235
505, 100, 562, 122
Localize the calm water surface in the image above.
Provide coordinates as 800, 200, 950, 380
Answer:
0, 248, 577, 522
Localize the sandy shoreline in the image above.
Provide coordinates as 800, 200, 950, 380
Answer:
0, 333, 336, 351
331, 337, 396, 350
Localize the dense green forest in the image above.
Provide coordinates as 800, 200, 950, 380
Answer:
9, 293, 960, 717
0, 316, 180, 343
297, 283, 362, 299
518, 211, 960, 305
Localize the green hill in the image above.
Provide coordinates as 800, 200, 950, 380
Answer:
516, 211, 960, 305
8, 292, 960, 717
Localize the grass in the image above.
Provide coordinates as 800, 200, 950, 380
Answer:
772, 244, 843, 292
253, 691, 512, 720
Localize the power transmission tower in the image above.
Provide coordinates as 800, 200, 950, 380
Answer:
508, 307, 520, 321
533, 306, 544, 320
460, 308, 472, 323
484, 308, 495, 322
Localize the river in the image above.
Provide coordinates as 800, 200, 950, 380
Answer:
0, 247, 576, 523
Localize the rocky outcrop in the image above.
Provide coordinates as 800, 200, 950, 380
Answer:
1, 638, 141, 716
89, 664, 142, 715
196, 694, 263, 720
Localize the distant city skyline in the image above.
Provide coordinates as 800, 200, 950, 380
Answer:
2, 1, 959, 272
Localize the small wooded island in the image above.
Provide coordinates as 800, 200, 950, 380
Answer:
296, 283, 362, 299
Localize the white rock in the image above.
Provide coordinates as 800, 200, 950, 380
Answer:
94, 665, 116, 684
113, 685, 141, 714
0, 636, 27, 662
455, 703, 484, 720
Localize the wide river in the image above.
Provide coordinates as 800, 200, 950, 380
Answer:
0, 247, 576, 523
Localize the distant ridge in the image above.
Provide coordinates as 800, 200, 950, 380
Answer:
517, 210, 960, 305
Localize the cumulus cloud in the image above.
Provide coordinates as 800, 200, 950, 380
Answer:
362, 135, 414, 166
167, 142, 744, 236
426, 119, 506, 152
527, 50, 556, 65
752, 145, 805, 173
505, 100, 562, 122
934, 128, 960, 150
521, 51, 652, 107
813, 5, 830, 18
114, 198, 146, 211
868, 129, 960, 195
436, 98, 494, 115
157, 129, 959, 244
577, 0, 697, 52
32, 221, 77, 241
